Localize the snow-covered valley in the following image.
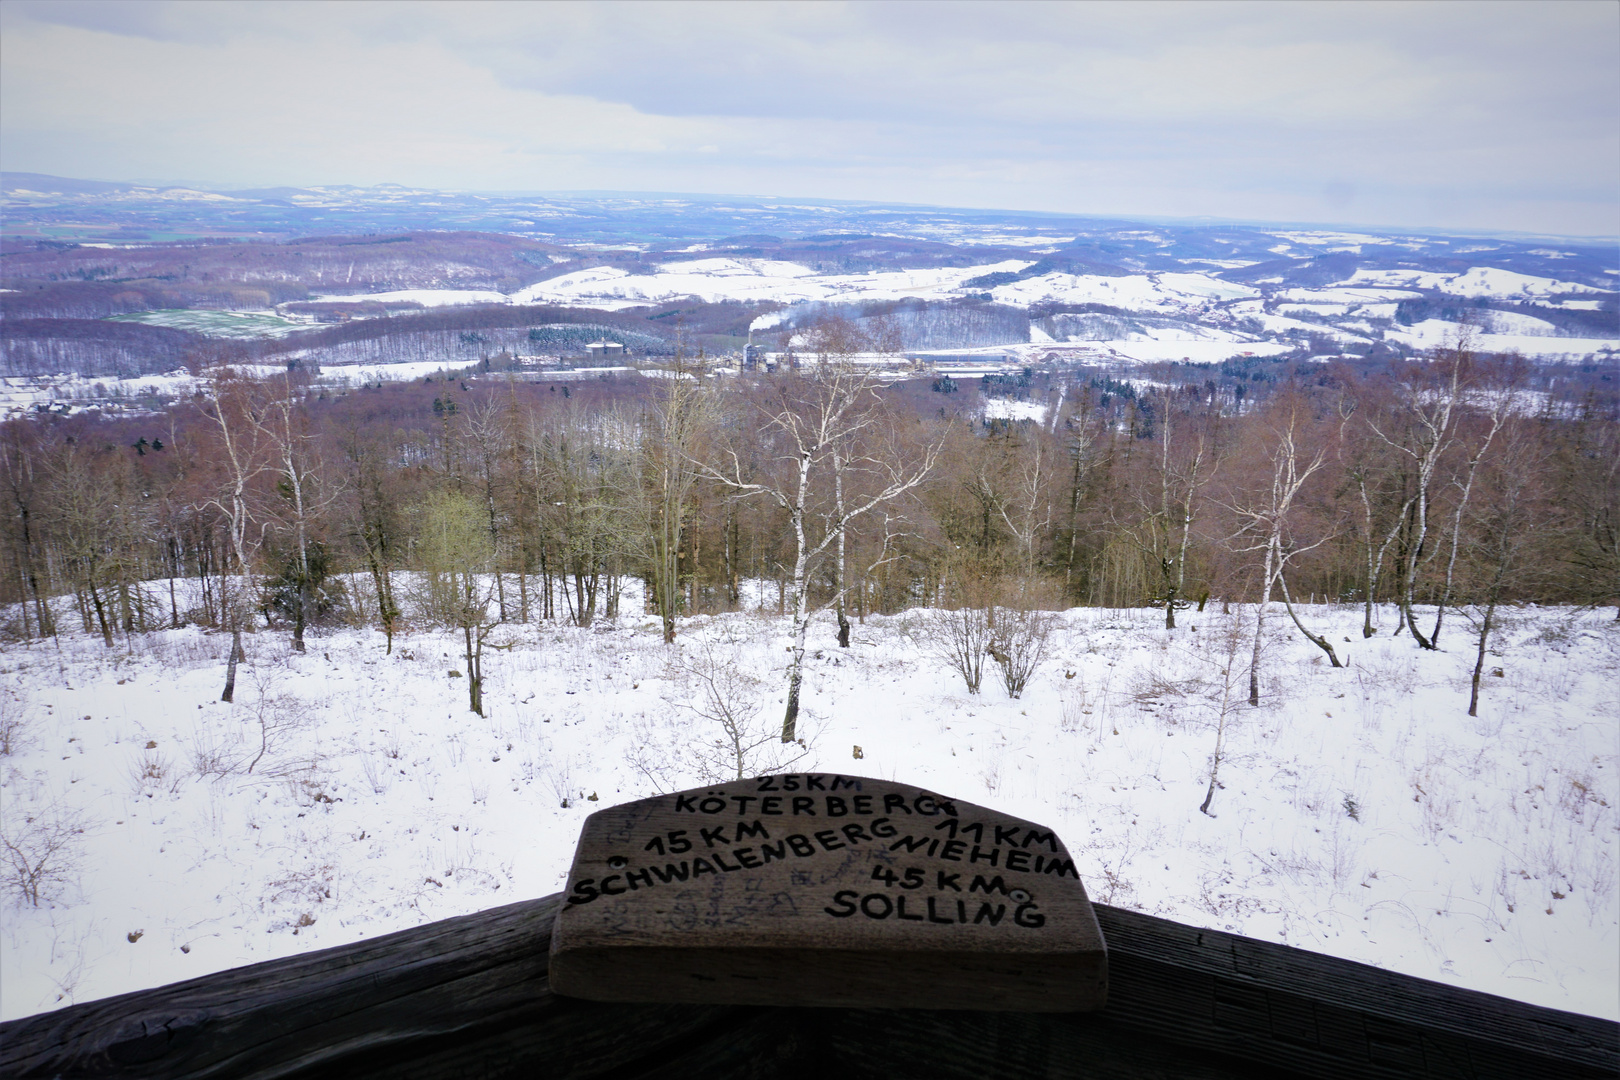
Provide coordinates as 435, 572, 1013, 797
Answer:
2, 601, 1615, 1023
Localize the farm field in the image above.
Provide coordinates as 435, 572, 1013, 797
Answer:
1, 600, 1615, 1023
106, 309, 304, 339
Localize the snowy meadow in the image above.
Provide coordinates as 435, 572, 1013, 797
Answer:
1, 601, 1616, 1022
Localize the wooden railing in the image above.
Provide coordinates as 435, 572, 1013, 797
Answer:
3, 894, 1614, 1079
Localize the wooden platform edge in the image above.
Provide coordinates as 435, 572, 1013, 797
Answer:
1, 894, 1614, 1080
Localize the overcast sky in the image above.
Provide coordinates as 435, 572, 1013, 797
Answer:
2, 0, 1616, 236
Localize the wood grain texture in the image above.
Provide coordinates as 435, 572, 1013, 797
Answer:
3, 895, 1614, 1079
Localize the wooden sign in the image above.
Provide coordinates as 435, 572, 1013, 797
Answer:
549, 775, 1107, 1011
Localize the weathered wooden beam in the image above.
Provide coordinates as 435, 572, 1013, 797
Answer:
2, 894, 1614, 1079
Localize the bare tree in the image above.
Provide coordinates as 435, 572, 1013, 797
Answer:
641, 364, 713, 644
1337, 388, 1410, 638
1367, 340, 1488, 650
704, 356, 938, 741
1553, 402, 1620, 618
1229, 405, 1340, 705
1197, 614, 1250, 815
197, 365, 272, 701
252, 372, 344, 653
411, 490, 496, 716
1426, 364, 1521, 648
1458, 423, 1545, 716
0, 423, 55, 638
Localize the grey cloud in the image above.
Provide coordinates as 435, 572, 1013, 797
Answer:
1, 0, 1614, 235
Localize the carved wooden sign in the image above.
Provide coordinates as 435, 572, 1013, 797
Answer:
549, 774, 1107, 1011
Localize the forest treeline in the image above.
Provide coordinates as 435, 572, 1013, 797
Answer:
1, 322, 1615, 725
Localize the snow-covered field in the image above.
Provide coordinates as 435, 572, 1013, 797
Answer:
510, 257, 1036, 310
2, 602, 1615, 1022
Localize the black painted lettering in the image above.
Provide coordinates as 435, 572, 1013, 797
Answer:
698, 795, 727, 814
872, 864, 898, 886
940, 839, 966, 862
668, 830, 692, 853
995, 824, 1021, 846
884, 794, 913, 815
650, 862, 690, 883
936, 818, 959, 837
861, 893, 893, 919
840, 823, 871, 845
675, 794, 697, 813
1022, 829, 1058, 852
785, 834, 816, 857
731, 795, 757, 815
1015, 904, 1045, 928
825, 890, 858, 917
889, 835, 931, 854
814, 829, 845, 851
970, 875, 1010, 895
781, 775, 799, 791
915, 795, 939, 815
625, 868, 653, 890
757, 775, 778, 791
792, 796, 816, 815
901, 867, 924, 890
600, 875, 626, 895
713, 851, 741, 872
699, 825, 729, 848
853, 795, 873, 814
1006, 850, 1031, 872
759, 841, 787, 864
831, 776, 862, 790
1045, 858, 1079, 878
957, 899, 967, 923
959, 821, 984, 843
806, 775, 827, 791
690, 857, 717, 877
567, 879, 599, 905
928, 839, 940, 857
825, 796, 848, 817
644, 835, 665, 855
937, 871, 962, 892
926, 896, 955, 924
761, 797, 784, 815
973, 902, 1007, 926
969, 845, 999, 866
870, 817, 897, 838
895, 896, 923, 921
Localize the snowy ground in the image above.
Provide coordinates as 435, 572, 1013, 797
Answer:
1, 600, 1615, 1022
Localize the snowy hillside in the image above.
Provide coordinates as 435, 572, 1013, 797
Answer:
7, 176, 1615, 383
2, 601, 1615, 1022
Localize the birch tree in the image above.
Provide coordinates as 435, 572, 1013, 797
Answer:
1229, 405, 1341, 705
197, 366, 271, 701
704, 362, 938, 742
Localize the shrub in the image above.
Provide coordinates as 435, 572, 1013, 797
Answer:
1, 801, 91, 907
990, 608, 1053, 699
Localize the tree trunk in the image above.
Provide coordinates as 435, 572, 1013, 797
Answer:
835, 450, 850, 648
1468, 599, 1495, 717
87, 578, 114, 648
464, 623, 483, 717
782, 520, 812, 743
222, 629, 242, 703
1249, 542, 1276, 707
1277, 570, 1342, 667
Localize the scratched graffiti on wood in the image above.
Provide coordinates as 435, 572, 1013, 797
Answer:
549, 775, 1108, 1010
